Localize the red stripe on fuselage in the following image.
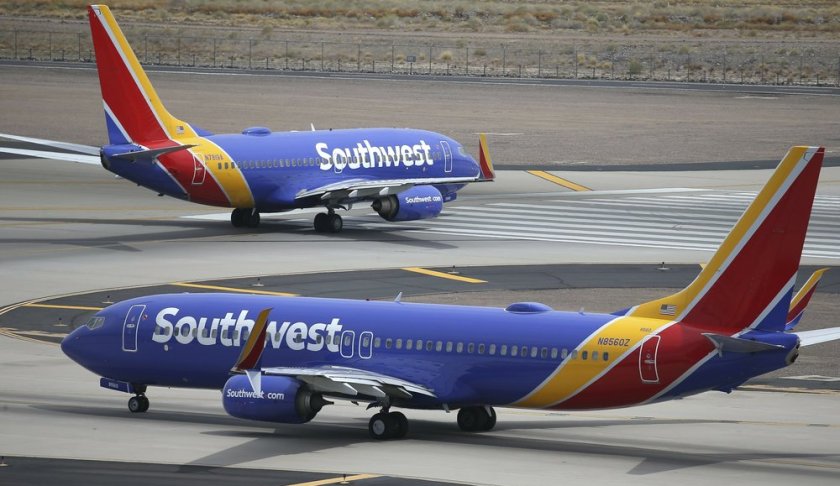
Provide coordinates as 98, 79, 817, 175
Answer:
556, 324, 712, 409
150, 143, 230, 207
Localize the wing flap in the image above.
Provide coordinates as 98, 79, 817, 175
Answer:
262, 365, 436, 400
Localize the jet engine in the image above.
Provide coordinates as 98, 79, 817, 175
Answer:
372, 186, 444, 222
222, 375, 328, 424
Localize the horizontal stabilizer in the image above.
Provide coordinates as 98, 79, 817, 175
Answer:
702, 333, 784, 356
112, 144, 196, 161
796, 327, 840, 347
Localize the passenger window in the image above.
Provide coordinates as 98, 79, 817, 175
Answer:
467, 343, 475, 353
592, 350, 599, 361
561, 348, 569, 359
456, 342, 464, 353
385, 338, 392, 349
343, 335, 351, 346
211, 329, 218, 339
488, 344, 496, 355
217, 163, 222, 170
478, 344, 485, 355
425, 340, 433, 351
500, 344, 508, 356
581, 350, 588, 360
540, 347, 548, 359
181, 326, 190, 338
362, 335, 370, 347
374, 337, 381, 348
416, 339, 423, 350
396, 338, 403, 349
232, 330, 239, 340
446, 341, 453, 352
571, 350, 578, 359
522, 346, 529, 357
224, 162, 229, 169
511, 346, 518, 357
406, 339, 413, 350
603, 352, 609, 361
435, 341, 442, 352
530, 347, 538, 358
551, 348, 558, 359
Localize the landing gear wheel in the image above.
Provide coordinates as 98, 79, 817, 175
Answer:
245, 210, 260, 228
314, 212, 329, 232
128, 395, 149, 413
327, 213, 343, 233
369, 412, 397, 440
457, 406, 495, 432
230, 208, 246, 228
390, 411, 409, 439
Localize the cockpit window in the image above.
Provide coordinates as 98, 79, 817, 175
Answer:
85, 316, 105, 330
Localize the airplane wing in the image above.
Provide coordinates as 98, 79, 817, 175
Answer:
261, 365, 436, 401
0, 132, 101, 165
795, 327, 840, 347
294, 176, 482, 203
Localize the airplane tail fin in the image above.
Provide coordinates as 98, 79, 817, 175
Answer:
785, 268, 828, 331
627, 146, 824, 334
88, 5, 197, 146
478, 134, 495, 181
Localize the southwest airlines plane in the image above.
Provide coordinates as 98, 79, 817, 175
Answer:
62, 145, 840, 439
86, 5, 493, 232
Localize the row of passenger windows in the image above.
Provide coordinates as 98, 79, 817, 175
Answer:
213, 151, 445, 171
366, 336, 609, 362
154, 326, 608, 363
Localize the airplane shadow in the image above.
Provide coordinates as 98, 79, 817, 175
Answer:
32, 402, 837, 475
0, 215, 457, 250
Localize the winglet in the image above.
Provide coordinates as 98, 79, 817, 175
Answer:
627, 146, 824, 333
786, 268, 829, 331
478, 134, 495, 181
231, 308, 272, 373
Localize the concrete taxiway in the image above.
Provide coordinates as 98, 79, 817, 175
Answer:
1, 65, 840, 485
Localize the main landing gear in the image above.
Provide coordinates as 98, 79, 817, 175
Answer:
457, 406, 497, 432
368, 409, 409, 440
368, 405, 497, 440
128, 394, 149, 413
231, 208, 260, 228
313, 209, 343, 233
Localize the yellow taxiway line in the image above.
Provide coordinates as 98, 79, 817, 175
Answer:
527, 170, 591, 191
23, 303, 104, 311
286, 474, 381, 486
171, 282, 298, 297
403, 267, 486, 284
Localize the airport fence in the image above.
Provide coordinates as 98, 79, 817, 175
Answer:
1, 28, 839, 85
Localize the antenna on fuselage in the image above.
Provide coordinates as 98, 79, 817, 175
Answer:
394, 292, 403, 303
310, 123, 316, 131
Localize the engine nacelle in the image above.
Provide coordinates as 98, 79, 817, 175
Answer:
372, 186, 444, 222
222, 375, 327, 424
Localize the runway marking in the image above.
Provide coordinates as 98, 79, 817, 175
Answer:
0, 327, 59, 346
402, 267, 487, 284
23, 303, 104, 311
171, 282, 298, 296
285, 474, 380, 486
527, 170, 591, 191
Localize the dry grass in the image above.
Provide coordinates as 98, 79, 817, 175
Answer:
2, 1, 840, 37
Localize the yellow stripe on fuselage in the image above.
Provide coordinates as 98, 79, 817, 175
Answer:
185, 137, 255, 208
513, 315, 669, 408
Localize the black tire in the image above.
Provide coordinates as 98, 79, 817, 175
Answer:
327, 214, 343, 233
483, 407, 496, 431
246, 210, 260, 228
128, 396, 144, 413
390, 411, 409, 439
230, 208, 245, 228
369, 412, 393, 440
313, 213, 328, 232
139, 396, 150, 413
457, 406, 488, 432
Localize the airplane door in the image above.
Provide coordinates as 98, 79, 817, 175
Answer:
340, 330, 355, 358
122, 304, 146, 352
639, 335, 661, 383
359, 331, 373, 359
441, 141, 453, 173
191, 152, 206, 185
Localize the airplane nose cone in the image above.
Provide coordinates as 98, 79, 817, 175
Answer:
61, 329, 84, 364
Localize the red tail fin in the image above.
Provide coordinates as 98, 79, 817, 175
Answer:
628, 146, 824, 333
